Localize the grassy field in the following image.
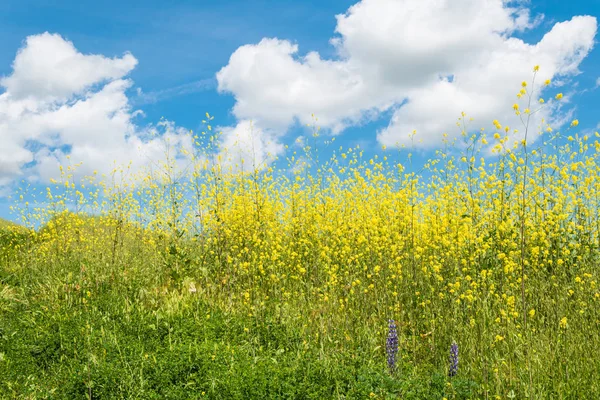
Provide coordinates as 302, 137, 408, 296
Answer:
2, 73, 600, 399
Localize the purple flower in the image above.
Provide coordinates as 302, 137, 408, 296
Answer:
449, 341, 459, 377
386, 319, 398, 373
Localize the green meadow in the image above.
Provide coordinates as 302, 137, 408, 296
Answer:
2, 74, 600, 399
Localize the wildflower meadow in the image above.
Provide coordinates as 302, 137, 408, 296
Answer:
2, 68, 600, 398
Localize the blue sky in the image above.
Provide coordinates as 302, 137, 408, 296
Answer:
0, 0, 599, 223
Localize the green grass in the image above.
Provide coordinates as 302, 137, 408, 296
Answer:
0, 210, 479, 399
0, 257, 477, 399
0, 218, 28, 234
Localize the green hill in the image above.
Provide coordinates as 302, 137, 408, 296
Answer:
0, 217, 29, 234
0, 217, 19, 229
0, 217, 31, 253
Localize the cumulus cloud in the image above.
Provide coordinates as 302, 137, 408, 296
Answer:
216, 38, 399, 134
0, 33, 192, 192
216, 0, 597, 149
2, 33, 137, 102
216, 120, 285, 173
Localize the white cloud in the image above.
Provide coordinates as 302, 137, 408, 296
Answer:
377, 13, 597, 148
217, 38, 396, 134
0, 33, 192, 192
133, 78, 215, 106
2, 32, 137, 102
216, 0, 597, 149
216, 120, 285, 173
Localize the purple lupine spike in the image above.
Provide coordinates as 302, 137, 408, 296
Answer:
449, 341, 459, 377
386, 319, 399, 373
